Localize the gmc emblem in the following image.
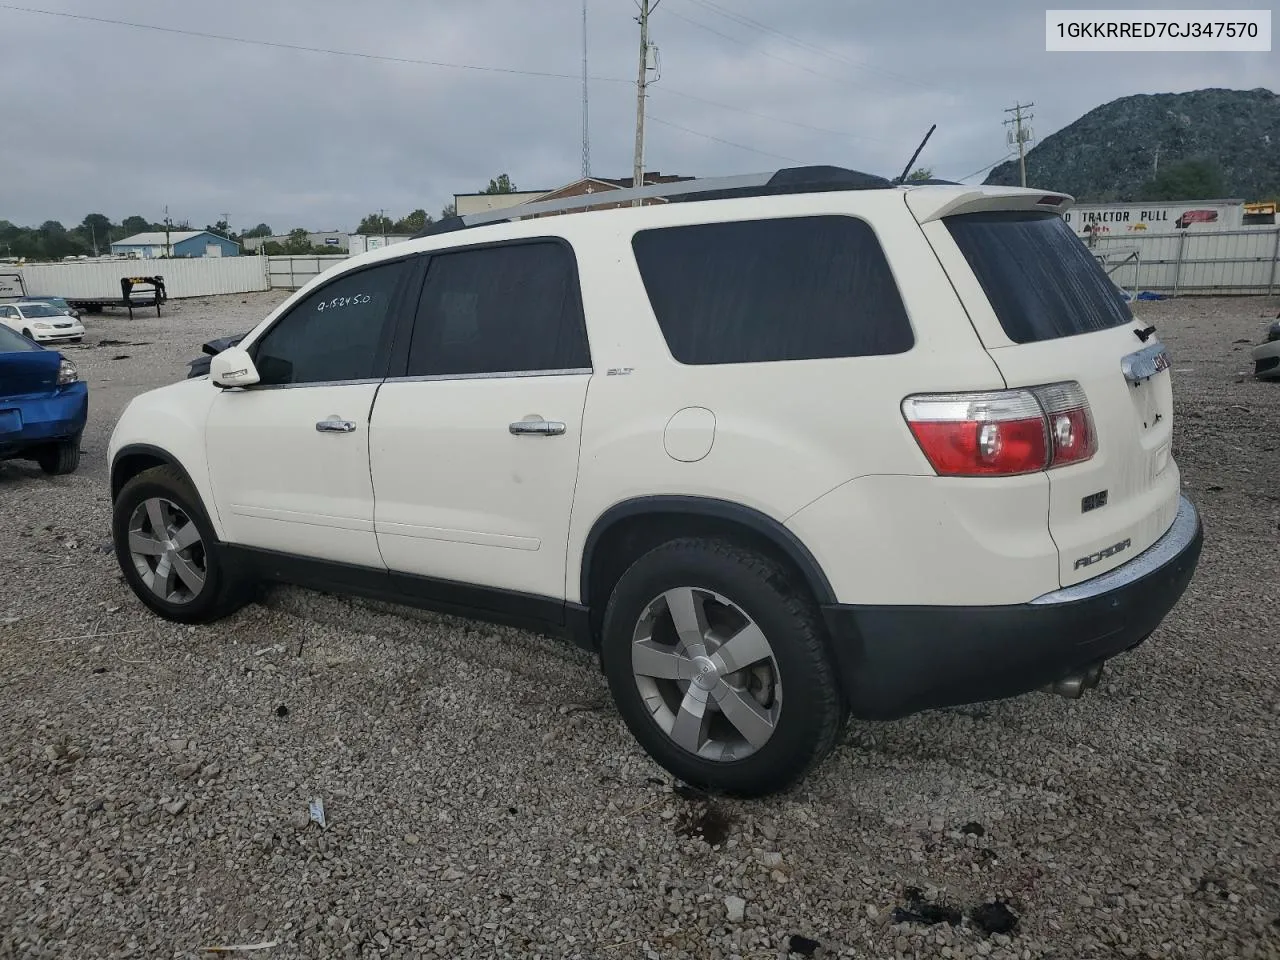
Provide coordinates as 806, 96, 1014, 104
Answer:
1074, 538, 1132, 570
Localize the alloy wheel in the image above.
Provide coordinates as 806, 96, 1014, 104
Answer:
126, 497, 207, 604
630, 586, 782, 762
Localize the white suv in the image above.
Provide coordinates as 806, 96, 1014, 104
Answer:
107, 167, 1203, 796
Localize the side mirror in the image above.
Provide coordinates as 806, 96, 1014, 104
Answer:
209, 346, 261, 388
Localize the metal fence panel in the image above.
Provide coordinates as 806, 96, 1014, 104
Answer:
1089, 228, 1280, 295
19, 257, 269, 299
266, 255, 349, 291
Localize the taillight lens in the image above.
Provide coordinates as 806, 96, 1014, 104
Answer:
1034, 381, 1097, 466
903, 382, 1096, 477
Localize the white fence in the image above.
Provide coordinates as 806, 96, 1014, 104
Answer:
266, 255, 347, 291
20, 257, 270, 300
1090, 228, 1280, 296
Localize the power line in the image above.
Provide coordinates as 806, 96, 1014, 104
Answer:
662, 5, 869, 91
654, 88, 892, 144
0, 4, 633, 84
951, 152, 1016, 183
648, 114, 805, 164
679, 0, 929, 89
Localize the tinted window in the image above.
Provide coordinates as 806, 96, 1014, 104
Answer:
630, 216, 913, 365
945, 211, 1132, 344
251, 258, 411, 386
0, 324, 38, 351
406, 242, 589, 377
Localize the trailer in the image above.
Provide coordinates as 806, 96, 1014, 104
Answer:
68, 276, 168, 319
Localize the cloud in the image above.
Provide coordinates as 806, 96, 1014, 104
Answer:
1, 0, 1274, 231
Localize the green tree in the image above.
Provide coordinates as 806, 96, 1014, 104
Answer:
483, 174, 517, 195
1139, 159, 1225, 202
357, 213, 395, 235
80, 213, 114, 252
283, 228, 312, 254
243, 223, 273, 238
440, 202, 457, 220
906, 167, 934, 181
393, 209, 430, 233
121, 215, 152, 235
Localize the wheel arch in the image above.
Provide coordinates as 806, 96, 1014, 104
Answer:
578, 496, 835, 643
110, 444, 224, 541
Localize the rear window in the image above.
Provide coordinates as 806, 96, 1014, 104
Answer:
944, 211, 1132, 344
631, 215, 914, 365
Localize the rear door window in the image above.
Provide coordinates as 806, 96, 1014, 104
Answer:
944, 210, 1132, 344
630, 215, 913, 364
406, 240, 590, 377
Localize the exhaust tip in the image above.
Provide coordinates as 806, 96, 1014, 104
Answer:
1045, 661, 1106, 700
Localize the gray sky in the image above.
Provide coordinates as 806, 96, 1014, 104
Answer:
2, 0, 1275, 233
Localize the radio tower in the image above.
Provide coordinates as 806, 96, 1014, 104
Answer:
580, 0, 591, 179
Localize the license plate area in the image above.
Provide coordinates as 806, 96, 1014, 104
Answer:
1122, 342, 1172, 432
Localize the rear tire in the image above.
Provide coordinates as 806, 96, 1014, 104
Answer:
112, 465, 250, 624
21, 329, 32, 340
600, 537, 845, 797
36, 438, 81, 475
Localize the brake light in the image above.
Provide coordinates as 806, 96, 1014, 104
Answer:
902, 382, 1096, 477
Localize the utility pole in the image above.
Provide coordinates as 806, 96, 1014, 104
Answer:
1153, 145, 1160, 176
632, 0, 655, 206
89, 223, 98, 257
581, 0, 591, 179
1003, 102, 1035, 188
164, 205, 172, 258
379, 208, 387, 243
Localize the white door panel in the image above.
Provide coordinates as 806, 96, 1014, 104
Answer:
371, 375, 589, 597
205, 383, 384, 567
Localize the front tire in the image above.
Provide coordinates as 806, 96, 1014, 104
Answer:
36, 438, 81, 475
600, 537, 845, 797
112, 465, 249, 623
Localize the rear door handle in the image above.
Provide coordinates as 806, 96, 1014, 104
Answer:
509, 417, 566, 437
316, 416, 357, 433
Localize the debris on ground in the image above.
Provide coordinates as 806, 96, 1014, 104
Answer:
970, 900, 1019, 935
891, 887, 963, 926
787, 933, 820, 956
723, 895, 746, 923
308, 797, 326, 829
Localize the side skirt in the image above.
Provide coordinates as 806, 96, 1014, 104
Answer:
223, 545, 596, 650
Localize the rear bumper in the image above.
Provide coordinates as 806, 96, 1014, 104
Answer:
0, 384, 88, 459
822, 495, 1204, 720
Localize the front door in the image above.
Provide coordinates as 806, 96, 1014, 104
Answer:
205, 255, 419, 568
370, 239, 592, 599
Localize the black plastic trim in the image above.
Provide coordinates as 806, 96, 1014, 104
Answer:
579, 496, 836, 607
223, 546, 595, 649
110, 443, 202, 500
822, 505, 1204, 721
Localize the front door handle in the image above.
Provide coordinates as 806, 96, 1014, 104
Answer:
509, 417, 566, 437
316, 416, 357, 433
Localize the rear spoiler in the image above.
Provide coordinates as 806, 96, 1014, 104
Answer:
904, 186, 1075, 224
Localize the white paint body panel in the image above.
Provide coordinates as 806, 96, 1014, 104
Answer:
369, 374, 590, 597
204, 383, 384, 568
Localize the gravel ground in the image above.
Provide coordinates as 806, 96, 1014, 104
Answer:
1, 291, 1278, 960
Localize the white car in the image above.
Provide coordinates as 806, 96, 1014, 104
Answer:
0, 301, 85, 344
107, 166, 1204, 796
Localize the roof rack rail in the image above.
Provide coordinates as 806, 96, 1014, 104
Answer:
415, 165, 896, 238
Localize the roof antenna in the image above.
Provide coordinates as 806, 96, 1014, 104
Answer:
894, 124, 937, 184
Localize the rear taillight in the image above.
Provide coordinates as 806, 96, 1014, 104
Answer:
902, 382, 1096, 477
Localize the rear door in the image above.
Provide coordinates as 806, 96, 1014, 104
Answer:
918, 202, 1180, 587
369, 239, 592, 600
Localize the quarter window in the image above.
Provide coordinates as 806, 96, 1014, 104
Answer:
631, 215, 914, 365
406, 241, 590, 377
251, 258, 412, 386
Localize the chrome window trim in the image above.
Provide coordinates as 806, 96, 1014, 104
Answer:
386, 367, 592, 384
246, 377, 385, 391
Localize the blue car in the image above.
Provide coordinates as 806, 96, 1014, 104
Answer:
0, 324, 87, 475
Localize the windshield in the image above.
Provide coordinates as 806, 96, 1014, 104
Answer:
20, 303, 62, 318
944, 210, 1133, 344
0, 324, 40, 352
